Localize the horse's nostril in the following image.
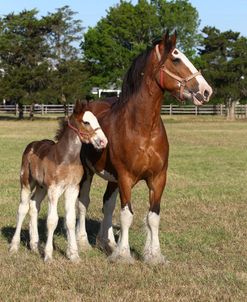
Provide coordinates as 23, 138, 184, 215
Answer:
204, 89, 210, 99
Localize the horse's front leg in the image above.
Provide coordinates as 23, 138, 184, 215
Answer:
109, 176, 134, 263
97, 181, 118, 254
77, 169, 93, 251
144, 171, 168, 264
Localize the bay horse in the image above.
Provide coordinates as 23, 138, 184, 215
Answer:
9, 101, 108, 262
76, 31, 213, 264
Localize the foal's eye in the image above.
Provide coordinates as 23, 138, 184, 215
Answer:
83, 121, 90, 126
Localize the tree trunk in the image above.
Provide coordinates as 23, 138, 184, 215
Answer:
226, 99, 237, 121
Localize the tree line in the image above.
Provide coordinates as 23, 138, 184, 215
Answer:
0, 1, 246, 108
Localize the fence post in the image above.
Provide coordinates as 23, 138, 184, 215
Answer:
169, 104, 172, 115
195, 106, 198, 115
15, 104, 18, 116
220, 104, 223, 116
245, 104, 247, 119
41, 104, 44, 115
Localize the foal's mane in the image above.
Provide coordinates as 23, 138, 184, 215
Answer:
54, 118, 68, 141
118, 39, 162, 105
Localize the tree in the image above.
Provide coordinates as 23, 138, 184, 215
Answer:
0, 9, 52, 104
198, 27, 247, 119
82, 0, 200, 89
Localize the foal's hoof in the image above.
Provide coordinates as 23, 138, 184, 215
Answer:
68, 254, 81, 263
9, 244, 19, 254
44, 255, 53, 263
30, 243, 40, 254
77, 240, 92, 252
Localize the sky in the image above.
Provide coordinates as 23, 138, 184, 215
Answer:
0, 0, 246, 37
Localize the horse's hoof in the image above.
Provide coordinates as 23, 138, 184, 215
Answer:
108, 250, 135, 264
96, 237, 117, 255
144, 253, 169, 265
30, 243, 39, 254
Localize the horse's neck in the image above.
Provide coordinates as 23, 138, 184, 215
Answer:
56, 127, 81, 162
125, 80, 163, 129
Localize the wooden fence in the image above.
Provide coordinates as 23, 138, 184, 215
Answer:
0, 103, 247, 118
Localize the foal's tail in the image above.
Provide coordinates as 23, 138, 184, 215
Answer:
19, 142, 35, 188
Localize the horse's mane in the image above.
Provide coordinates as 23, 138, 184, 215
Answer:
118, 39, 162, 105
54, 118, 68, 141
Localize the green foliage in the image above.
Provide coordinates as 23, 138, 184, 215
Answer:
82, 0, 201, 88
198, 27, 247, 105
0, 7, 85, 104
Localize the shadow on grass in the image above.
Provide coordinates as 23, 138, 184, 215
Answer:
1, 217, 142, 260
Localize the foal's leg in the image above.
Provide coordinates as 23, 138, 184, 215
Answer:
109, 176, 134, 263
97, 182, 118, 254
10, 185, 32, 253
64, 185, 80, 262
77, 170, 93, 250
144, 172, 168, 264
44, 186, 62, 262
29, 186, 47, 252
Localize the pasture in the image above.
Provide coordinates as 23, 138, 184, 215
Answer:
0, 116, 246, 301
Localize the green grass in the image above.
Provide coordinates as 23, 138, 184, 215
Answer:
0, 117, 247, 301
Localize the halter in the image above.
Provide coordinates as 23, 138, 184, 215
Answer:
155, 44, 201, 100
67, 119, 101, 141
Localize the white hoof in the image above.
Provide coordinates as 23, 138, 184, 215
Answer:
77, 238, 92, 252
108, 248, 135, 264
30, 242, 39, 253
44, 255, 53, 263
66, 249, 81, 262
144, 251, 168, 265
9, 243, 19, 254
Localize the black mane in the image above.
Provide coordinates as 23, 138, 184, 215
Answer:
118, 40, 162, 104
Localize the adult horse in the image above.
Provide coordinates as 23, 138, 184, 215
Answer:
10, 101, 108, 262
77, 31, 213, 263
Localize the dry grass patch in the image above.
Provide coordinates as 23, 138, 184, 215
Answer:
0, 117, 246, 301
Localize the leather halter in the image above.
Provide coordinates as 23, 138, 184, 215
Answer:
155, 44, 201, 100
68, 119, 101, 141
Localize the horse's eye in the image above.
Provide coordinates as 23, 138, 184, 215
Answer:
173, 58, 181, 64
83, 121, 90, 126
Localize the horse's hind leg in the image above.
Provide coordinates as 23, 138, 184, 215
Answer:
77, 170, 93, 251
144, 172, 168, 264
29, 186, 47, 252
10, 185, 32, 253
44, 186, 61, 262
65, 185, 80, 262
97, 182, 118, 254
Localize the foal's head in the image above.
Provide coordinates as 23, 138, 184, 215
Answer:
154, 31, 212, 105
69, 100, 108, 149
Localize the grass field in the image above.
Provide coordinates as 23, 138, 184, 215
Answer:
0, 116, 247, 301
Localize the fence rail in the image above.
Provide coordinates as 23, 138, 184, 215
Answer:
0, 103, 247, 118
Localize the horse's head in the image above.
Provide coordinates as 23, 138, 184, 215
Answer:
155, 31, 212, 105
71, 100, 108, 149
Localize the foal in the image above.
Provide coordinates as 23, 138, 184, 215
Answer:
10, 101, 108, 262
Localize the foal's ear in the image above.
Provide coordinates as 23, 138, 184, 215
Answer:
74, 99, 83, 115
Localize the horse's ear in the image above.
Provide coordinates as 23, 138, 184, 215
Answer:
170, 30, 177, 48
163, 30, 170, 45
